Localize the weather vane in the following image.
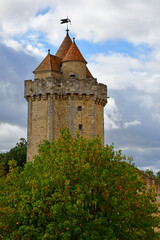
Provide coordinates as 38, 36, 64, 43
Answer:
60, 17, 71, 34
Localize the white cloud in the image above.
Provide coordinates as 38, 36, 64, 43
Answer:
104, 97, 121, 130
89, 52, 160, 93
1, 0, 160, 54
104, 98, 141, 130
140, 165, 160, 174
123, 120, 141, 129
89, 53, 139, 90
3, 39, 23, 52
55, 0, 160, 46
0, 123, 27, 152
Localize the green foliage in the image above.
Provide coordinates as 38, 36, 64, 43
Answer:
156, 171, 160, 180
144, 169, 155, 178
143, 169, 160, 180
0, 153, 6, 177
0, 129, 159, 239
3, 138, 27, 173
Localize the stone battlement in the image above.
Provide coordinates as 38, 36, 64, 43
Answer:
24, 77, 107, 106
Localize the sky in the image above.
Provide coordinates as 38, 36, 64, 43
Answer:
0, 0, 160, 172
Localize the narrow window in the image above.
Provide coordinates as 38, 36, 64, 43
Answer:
77, 106, 82, 111
79, 124, 83, 130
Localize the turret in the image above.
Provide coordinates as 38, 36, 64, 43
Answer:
62, 37, 87, 79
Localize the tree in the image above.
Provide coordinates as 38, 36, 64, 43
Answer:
0, 153, 6, 177
156, 171, 160, 180
144, 169, 155, 178
4, 138, 27, 172
0, 129, 159, 239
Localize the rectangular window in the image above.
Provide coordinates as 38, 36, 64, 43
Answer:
79, 124, 83, 130
77, 106, 82, 111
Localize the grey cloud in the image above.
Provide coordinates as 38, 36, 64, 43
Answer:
123, 147, 160, 173
0, 123, 26, 152
0, 100, 27, 127
0, 43, 39, 127
104, 88, 160, 171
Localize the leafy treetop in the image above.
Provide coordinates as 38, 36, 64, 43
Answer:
0, 129, 159, 239
0, 138, 27, 175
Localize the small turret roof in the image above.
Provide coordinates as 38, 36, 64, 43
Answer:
33, 53, 62, 73
33, 33, 93, 77
55, 33, 72, 59
62, 40, 87, 63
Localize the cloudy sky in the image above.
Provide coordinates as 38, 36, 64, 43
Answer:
0, 0, 160, 172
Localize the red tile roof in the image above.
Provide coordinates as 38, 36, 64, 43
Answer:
62, 41, 87, 63
86, 66, 93, 78
33, 54, 62, 73
55, 33, 72, 59
33, 33, 93, 78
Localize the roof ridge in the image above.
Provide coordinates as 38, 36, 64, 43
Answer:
62, 41, 87, 63
55, 33, 72, 59
33, 54, 62, 73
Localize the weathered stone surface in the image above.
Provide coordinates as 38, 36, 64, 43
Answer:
25, 76, 107, 162
25, 77, 107, 103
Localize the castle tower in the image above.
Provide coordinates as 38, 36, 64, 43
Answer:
24, 31, 107, 162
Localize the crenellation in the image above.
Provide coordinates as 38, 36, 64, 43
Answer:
25, 78, 107, 104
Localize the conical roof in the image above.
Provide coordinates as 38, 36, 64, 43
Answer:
62, 40, 87, 63
33, 33, 93, 77
55, 33, 72, 59
33, 53, 62, 73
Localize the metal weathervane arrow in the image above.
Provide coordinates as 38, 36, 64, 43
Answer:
60, 17, 71, 34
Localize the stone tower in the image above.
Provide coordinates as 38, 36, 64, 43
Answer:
24, 31, 107, 162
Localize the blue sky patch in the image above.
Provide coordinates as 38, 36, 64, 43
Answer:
36, 7, 51, 17
76, 38, 152, 59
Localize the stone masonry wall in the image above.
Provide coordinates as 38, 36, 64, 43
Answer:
143, 173, 160, 204
142, 173, 160, 225
25, 77, 107, 161
62, 61, 86, 79
25, 77, 107, 101
26, 96, 50, 162
34, 71, 62, 80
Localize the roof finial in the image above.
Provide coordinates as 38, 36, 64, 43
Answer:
73, 37, 75, 43
60, 16, 71, 35
48, 49, 50, 55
